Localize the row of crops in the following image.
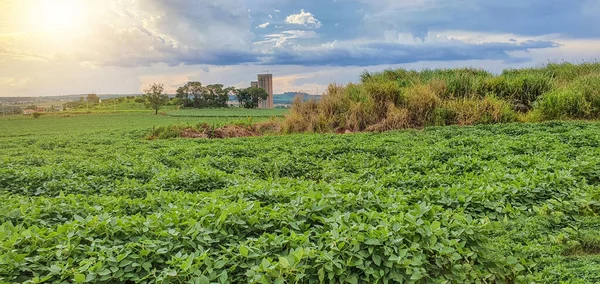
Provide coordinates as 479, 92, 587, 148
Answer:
1, 119, 600, 283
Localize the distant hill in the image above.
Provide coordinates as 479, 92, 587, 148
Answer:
227, 92, 322, 105
2, 92, 322, 105
0, 94, 142, 103
274, 92, 322, 104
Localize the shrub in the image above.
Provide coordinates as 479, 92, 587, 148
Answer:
32, 112, 42, 118
536, 89, 591, 119
570, 75, 600, 117
433, 107, 458, 126
480, 74, 553, 112
280, 62, 599, 134
515, 74, 554, 109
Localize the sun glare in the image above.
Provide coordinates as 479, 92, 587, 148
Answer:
29, 0, 87, 34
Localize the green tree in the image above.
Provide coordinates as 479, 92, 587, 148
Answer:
205, 84, 235, 107
236, 87, 269, 109
176, 82, 204, 108
86, 94, 100, 104
176, 82, 235, 108
143, 83, 169, 115
134, 96, 146, 103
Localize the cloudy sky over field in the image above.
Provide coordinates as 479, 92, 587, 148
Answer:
1, 0, 600, 96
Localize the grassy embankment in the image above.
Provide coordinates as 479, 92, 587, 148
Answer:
282, 62, 600, 133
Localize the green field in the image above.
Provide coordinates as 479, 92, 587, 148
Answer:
0, 113, 273, 138
1, 113, 600, 283
166, 108, 288, 118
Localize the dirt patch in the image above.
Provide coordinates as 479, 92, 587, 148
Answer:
152, 124, 263, 140
212, 125, 262, 138
180, 128, 209, 138
335, 128, 353, 134
255, 121, 282, 133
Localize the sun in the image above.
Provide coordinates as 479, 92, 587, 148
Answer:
29, 0, 87, 34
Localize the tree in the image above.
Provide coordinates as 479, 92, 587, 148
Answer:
143, 83, 169, 115
134, 96, 146, 103
86, 94, 100, 104
236, 87, 269, 109
176, 82, 204, 108
205, 84, 235, 108
176, 82, 235, 108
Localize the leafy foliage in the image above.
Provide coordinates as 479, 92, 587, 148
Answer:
1, 114, 600, 283
86, 94, 101, 104
176, 82, 233, 108
236, 87, 269, 109
144, 84, 170, 115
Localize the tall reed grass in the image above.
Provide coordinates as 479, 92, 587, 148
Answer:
283, 62, 600, 133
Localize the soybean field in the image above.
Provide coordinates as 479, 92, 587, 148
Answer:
1, 114, 600, 283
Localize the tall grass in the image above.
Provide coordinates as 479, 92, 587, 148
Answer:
537, 74, 600, 119
284, 62, 600, 133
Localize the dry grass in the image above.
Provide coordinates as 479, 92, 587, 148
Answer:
365, 104, 410, 132
255, 120, 282, 133
279, 62, 600, 134
428, 79, 448, 99
442, 96, 516, 125
404, 84, 440, 126
363, 80, 403, 119
180, 128, 209, 138
345, 102, 375, 132
213, 125, 261, 138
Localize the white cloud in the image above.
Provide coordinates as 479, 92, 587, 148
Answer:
257, 22, 270, 28
0, 77, 35, 88
257, 30, 319, 48
285, 10, 322, 29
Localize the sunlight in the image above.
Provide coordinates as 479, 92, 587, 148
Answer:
29, 0, 87, 34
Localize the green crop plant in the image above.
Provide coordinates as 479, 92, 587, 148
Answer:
1, 112, 600, 283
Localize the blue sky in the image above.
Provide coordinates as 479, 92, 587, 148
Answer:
1, 0, 599, 96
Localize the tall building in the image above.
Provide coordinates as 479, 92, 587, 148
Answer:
250, 81, 258, 88
257, 74, 273, 109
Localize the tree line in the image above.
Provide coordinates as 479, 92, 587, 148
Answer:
144, 82, 269, 114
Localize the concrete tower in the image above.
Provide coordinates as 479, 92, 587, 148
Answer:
257, 74, 273, 109
251, 81, 258, 88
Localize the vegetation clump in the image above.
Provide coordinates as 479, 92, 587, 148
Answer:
282, 62, 600, 133
148, 122, 266, 140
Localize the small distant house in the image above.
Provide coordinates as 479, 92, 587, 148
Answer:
23, 109, 36, 115
36, 106, 45, 112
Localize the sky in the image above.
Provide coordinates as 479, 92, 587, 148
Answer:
1, 0, 599, 97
